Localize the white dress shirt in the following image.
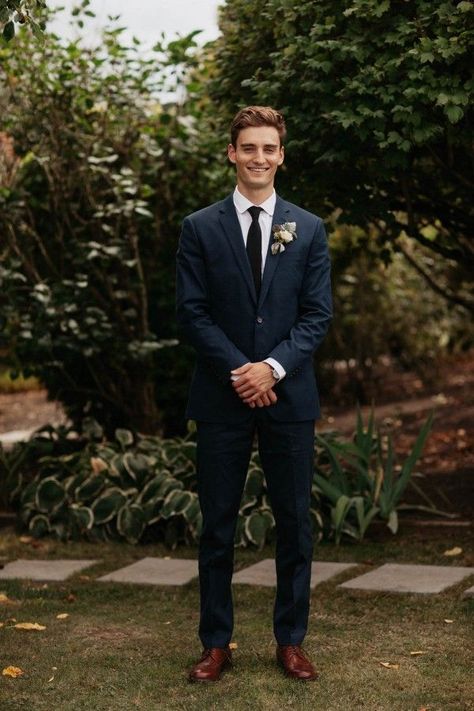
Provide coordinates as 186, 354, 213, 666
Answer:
231, 187, 286, 382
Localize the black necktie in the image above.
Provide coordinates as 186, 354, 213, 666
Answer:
246, 206, 262, 296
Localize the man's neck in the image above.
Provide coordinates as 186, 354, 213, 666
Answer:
236, 183, 275, 205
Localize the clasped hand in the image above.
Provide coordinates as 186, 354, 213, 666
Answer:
231, 362, 277, 408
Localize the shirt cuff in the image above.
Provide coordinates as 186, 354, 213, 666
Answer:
263, 357, 286, 381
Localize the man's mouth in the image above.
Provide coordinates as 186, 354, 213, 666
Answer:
248, 167, 268, 173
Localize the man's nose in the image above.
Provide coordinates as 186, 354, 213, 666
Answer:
254, 149, 265, 163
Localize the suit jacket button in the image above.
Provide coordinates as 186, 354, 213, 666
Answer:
256, 316, 263, 324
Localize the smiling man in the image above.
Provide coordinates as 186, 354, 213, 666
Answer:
176, 106, 333, 683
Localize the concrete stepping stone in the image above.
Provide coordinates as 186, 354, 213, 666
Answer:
338, 563, 474, 594
232, 558, 357, 588
98, 557, 198, 586
0, 559, 98, 581
0, 429, 36, 447
462, 585, 474, 598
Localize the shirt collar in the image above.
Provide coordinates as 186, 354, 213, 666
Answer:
233, 186, 276, 217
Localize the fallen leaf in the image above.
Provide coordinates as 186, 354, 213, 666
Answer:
229, 642, 238, 650
78, 575, 90, 581
31, 541, 45, 550
444, 619, 454, 624
2, 666, 24, 677
164, 556, 171, 560
48, 675, 54, 682
410, 650, 426, 656
443, 546, 462, 557
164, 621, 171, 625
91, 457, 108, 474
66, 593, 76, 603
14, 622, 46, 631
56, 613, 69, 620
0, 623, 4, 628
19, 536, 32, 544
379, 661, 399, 669
52, 666, 57, 670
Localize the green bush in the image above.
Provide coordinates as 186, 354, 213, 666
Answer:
0, 8, 226, 436
1, 407, 440, 547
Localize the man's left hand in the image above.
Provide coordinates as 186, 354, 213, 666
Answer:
231, 362, 276, 404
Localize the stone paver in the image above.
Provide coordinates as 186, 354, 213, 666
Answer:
0, 559, 99, 581
232, 558, 357, 588
338, 563, 474, 594
462, 585, 474, 598
0, 428, 36, 447
98, 557, 198, 586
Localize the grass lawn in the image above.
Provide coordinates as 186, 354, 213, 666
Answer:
0, 527, 473, 711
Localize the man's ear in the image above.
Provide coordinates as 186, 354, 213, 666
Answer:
227, 143, 237, 164
278, 145, 285, 166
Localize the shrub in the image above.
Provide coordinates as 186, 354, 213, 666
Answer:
0, 9, 226, 436
0, 407, 440, 547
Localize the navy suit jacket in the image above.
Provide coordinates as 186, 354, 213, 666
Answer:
176, 193, 333, 423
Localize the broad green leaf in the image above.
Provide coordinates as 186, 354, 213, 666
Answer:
35, 477, 66, 513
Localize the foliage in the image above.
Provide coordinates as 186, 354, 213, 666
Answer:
0, 367, 41, 393
210, 0, 473, 308
317, 225, 474, 403
1, 406, 439, 546
1, 423, 201, 547
0, 421, 323, 548
0, 8, 226, 436
0, 0, 45, 41
315, 406, 436, 544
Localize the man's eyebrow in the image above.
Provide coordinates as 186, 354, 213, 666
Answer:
240, 142, 279, 148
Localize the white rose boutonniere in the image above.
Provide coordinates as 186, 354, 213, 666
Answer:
271, 221, 297, 254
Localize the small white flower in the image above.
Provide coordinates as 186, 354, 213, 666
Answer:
279, 229, 293, 243
271, 221, 297, 254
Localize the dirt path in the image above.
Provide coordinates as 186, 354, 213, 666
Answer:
0, 389, 68, 433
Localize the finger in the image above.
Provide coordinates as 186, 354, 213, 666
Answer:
237, 386, 259, 399
231, 363, 253, 375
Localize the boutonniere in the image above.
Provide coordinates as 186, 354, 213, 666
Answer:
271, 222, 297, 254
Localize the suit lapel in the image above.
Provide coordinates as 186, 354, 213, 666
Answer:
258, 196, 291, 307
218, 194, 257, 304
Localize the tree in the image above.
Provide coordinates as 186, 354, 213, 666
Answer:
0, 14, 226, 435
209, 0, 473, 309
0, 0, 46, 40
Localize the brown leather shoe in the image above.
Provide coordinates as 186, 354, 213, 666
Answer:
276, 645, 319, 681
188, 646, 232, 682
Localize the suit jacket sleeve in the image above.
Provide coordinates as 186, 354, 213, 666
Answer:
266, 218, 332, 374
176, 215, 250, 380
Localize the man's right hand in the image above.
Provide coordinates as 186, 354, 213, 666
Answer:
248, 388, 278, 408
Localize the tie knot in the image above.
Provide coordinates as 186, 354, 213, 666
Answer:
248, 205, 262, 221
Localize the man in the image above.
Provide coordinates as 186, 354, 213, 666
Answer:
176, 106, 332, 682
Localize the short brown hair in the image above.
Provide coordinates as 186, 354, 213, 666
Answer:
230, 106, 286, 147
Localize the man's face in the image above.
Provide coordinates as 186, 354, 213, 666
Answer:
227, 126, 284, 194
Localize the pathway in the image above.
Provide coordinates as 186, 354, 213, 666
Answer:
0, 557, 473, 597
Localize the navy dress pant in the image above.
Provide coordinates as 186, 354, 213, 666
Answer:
196, 410, 315, 649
